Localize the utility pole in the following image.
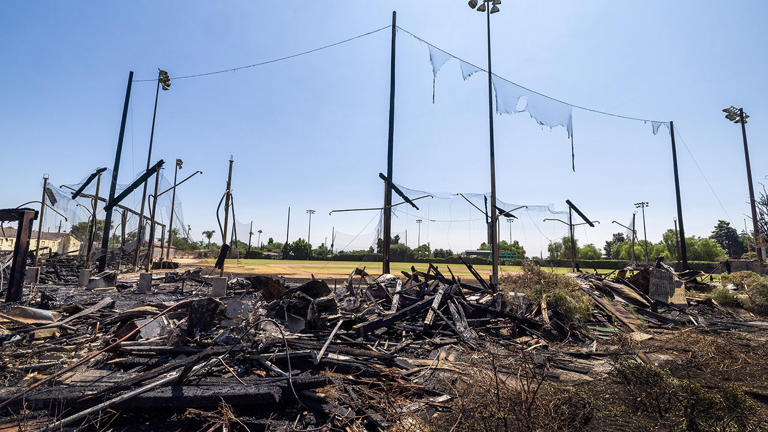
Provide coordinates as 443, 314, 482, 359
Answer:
723, 106, 762, 261
568, 208, 576, 272
247, 221, 253, 254
744, 219, 751, 254
631, 213, 637, 265
330, 226, 335, 256
98, 71, 133, 272
257, 229, 262, 249
84, 171, 102, 267
674, 218, 681, 265
635, 201, 649, 264
306, 209, 315, 260
220, 157, 233, 277
34, 175, 49, 266
165, 158, 182, 260
507, 217, 513, 244
669, 121, 689, 269
134, 70, 170, 270
145, 165, 163, 271
416, 219, 422, 256
120, 210, 127, 269
382, 11, 397, 275
284, 207, 291, 259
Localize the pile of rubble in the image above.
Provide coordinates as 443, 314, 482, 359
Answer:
0, 261, 765, 431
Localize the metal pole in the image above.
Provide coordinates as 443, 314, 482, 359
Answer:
569, 207, 576, 272
257, 230, 262, 249
34, 175, 48, 266
99, 71, 133, 272
247, 221, 253, 254
382, 11, 397, 275
485, 4, 499, 289
165, 161, 179, 260
145, 168, 162, 272
134, 76, 161, 270
220, 157, 233, 276
739, 108, 762, 261
85, 172, 101, 267
669, 121, 688, 269
284, 207, 291, 258
159, 224, 166, 261
674, 218, 681, 265
508, 218, 512, 244
120, 210, 127, 270
631, 213, 636, 265
744, 219, 751, 254
416, 219, 422, 254
306, 209, 315, 260
635, 202, 649, 264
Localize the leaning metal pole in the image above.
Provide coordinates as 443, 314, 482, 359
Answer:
485, 4, 499, 289
382, 11, 397, 275
220, 157, 233, 277
165, 161, 179, 260
739, 108, 762, 261
33, 175, 48, 266
98, 71, 133, 273
669, 121, 688, 269
145, 166, 162, 272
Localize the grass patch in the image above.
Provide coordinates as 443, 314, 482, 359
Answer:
720, 271, 768, 315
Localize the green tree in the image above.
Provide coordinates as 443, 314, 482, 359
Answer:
710, 220, 745, 258
579, 243, 602, 260
390, 243, 414, 261
313, 243, 330, 258
202, 230, 215, 248
170, 228, 199, 251
288, 238, 311, 259
561, 236, 579, 260
547, 241, 563, 260
603, 233, 626, 258
618, 242, 644, 261
687, 237, 726, 261
433, 248, 454, 258
661, 229, 679, 259
70, 220, 104, 243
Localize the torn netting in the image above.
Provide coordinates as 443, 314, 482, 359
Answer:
491, 76, 573, 139
650, 121, 669, 135
428, 45, 453, 103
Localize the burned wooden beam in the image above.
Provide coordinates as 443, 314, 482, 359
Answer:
1, 208, 38, 302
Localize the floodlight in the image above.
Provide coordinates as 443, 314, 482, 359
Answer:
468, 0, 478, 8
477, 2, 486, 12
491, 5, 500, 13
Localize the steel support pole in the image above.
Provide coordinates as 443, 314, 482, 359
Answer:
98, 71, 133, 272
284, 207, 291, 259
134, 77, 161, 269
739, 108, 762, 261
247, 221, 253, 254
85, 172, 101, 267
569, 208, 576, 272
382, 11, 397, 275
165, 162, 179, 260
674, 218, 681, 265
669, 121, 688, 269
485, 4, 499, 289
34, 175, 48, 266
220, 157, 233, 276
631, 213, 636, 265
145, 168, 162, 272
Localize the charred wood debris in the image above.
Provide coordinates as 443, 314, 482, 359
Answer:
0, 258, 765, 431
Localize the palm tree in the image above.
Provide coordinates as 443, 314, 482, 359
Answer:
202, 230, 215, 248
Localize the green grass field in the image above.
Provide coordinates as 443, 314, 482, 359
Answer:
189, 258, 576, 279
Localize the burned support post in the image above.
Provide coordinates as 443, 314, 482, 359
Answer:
382, 11, 397, 275
568, 207, 576, 272
120, 210, 127, 269
3, 209, 38, 302
98, 71, 133, 272
669, 121, 688, 269
220, 157, 233, 277
33, 175, 48, 266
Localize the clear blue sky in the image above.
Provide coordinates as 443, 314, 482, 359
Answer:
2, 1, 766, 257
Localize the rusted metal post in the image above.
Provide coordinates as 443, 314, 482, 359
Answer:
220, 157, 233, 276
3, 209, 37, 302
99, 71, 133, 272
159, 224, 166, 261
382, 11, 397, 275
34, 175, 49, 266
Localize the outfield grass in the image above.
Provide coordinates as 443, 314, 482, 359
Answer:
188, 258, 576, 279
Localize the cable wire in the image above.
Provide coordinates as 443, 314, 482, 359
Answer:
135, 25, 391, 82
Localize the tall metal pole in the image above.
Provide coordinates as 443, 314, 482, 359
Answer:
306, 209, 315, 260
669, 121, 688, 269
382, 11, 397, 275
98, 71, 133, 272
739, 108, 762, 261
744, 219, 751, 254
34, 175, 49, 266
85, 172, 101, 267
568, 208, 576, 271
284, 207, 291, 258
134, 75, 161, 270
165, 160, 180, 260
674, 218, 681, 265
220, 157, 233, 277
145, 167, 162, 272
631, 213, 636, 265
247, 221, 253, 254
485, 4, 499, 288
120, 210, 127, 270
635, 202, 649, 264
416, 219, 422, 253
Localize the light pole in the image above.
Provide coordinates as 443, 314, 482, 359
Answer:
723, 106, 762, 261
634, 202, 649, 264
465, 0, 501, 289
257, 229, 262, 249
134, 69, 171, 270
543, 218, 600, 272
306, 209, 315, 259
506, 217, 513, 244
612, 218, 638, 265
416, 219, 422, 256
165, 158, 182, 260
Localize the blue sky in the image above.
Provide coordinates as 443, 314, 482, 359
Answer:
1, 1, 767, 257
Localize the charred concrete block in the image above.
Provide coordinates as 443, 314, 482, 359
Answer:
78, 269, 90, 288
209, 277, 227, 297
139, 272, 153, 294
24, 267, 40, 284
